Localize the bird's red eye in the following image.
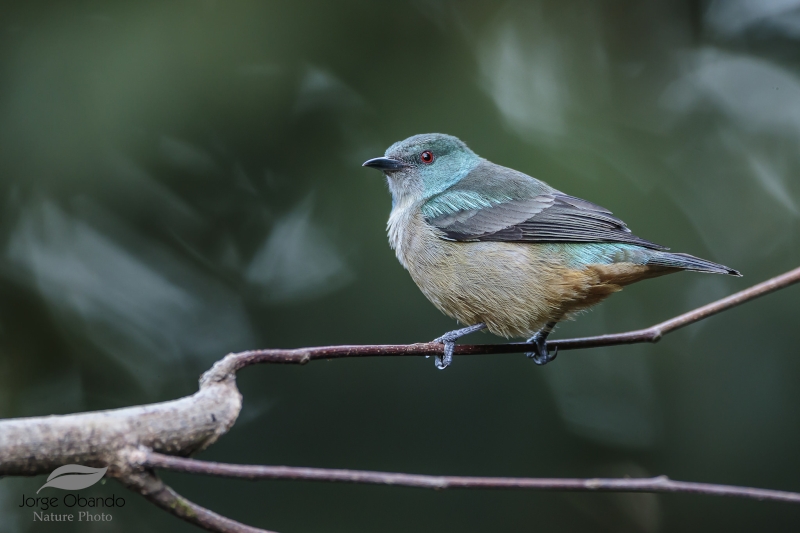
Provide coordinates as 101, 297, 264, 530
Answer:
420, 151, 434, 164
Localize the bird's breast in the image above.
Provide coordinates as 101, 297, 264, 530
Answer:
386, 205, 568, 337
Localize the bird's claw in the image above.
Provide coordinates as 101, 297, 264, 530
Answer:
525, 334, 558, 365
430, 323, 486, 370
432, 334, 456, 370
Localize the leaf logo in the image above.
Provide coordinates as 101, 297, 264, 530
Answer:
36, 465, 108, 494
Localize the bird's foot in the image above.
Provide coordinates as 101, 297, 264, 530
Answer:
432, 341, 454, 370
431, 323, 486, 370
525, 323, 558, 365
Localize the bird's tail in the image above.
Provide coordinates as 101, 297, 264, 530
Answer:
647, 251, 741, 277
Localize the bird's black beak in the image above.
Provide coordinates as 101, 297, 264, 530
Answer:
362, 157, 407, 172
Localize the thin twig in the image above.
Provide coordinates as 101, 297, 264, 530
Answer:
552, 264, 800, 350
142, 452, 800, 504
119, 470, 274, 533
222, 266, 800, 368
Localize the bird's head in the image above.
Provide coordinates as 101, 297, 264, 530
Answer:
363, 133, 480, 207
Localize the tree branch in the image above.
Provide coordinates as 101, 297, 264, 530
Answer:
139, 451, 800, 504
0, 363, 242, 477
118, 468, 275, 533
220, 265, 800, 368
2, 265, 799, 533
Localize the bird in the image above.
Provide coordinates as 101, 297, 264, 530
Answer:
363, 133, 740, 369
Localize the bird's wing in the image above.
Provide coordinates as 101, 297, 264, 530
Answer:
423, 161, 668, 251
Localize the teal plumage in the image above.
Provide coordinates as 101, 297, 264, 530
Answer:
363, 133, 740, 369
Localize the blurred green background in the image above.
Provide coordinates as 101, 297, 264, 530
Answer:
2, 1, 800, 531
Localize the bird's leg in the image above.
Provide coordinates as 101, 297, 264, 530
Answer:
432, 323, 487, 370
525, 322, 558, 365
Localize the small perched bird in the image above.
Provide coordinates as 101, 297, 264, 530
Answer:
363, 134, 740, 369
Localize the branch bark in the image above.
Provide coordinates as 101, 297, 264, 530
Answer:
1, 266, 799, 533
0, 361, 242, 477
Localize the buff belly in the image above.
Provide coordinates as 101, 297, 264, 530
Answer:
391, 210, 665, 339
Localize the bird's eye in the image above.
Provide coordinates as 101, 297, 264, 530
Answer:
420, 151, 435, 164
